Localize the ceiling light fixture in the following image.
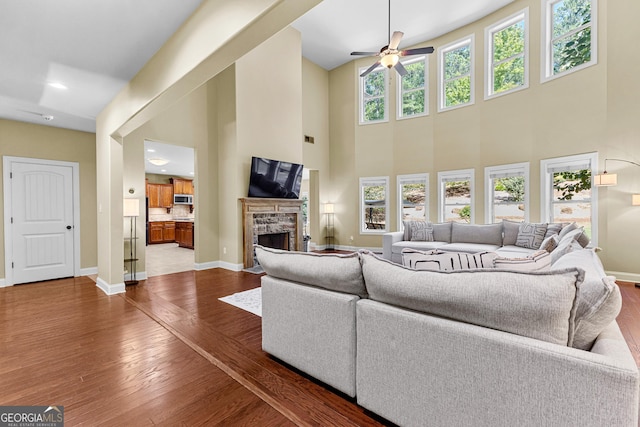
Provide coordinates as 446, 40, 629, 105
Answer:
42, 115, 54, 121
48, 82, 68, 90
148, 158, 169, 166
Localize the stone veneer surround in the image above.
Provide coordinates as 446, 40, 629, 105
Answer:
240, 198, 304, 268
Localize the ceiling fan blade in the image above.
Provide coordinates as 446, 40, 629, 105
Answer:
394, 61, 408, 76
351, 51, 379, 56
360, 61, 381, 77
389, 31, 404, 50
401, 46, 435, 56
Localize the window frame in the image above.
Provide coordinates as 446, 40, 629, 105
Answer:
541, 0, 598, 83
485, 8, 529, 100
438, 34, 475, 113
396, 56, 428, 120
540, 152, 598, 245
437, 169, 475, 223
397, 173, 429, 231
359, 176, 390, 234
484, 162, 530, 223
359, 65, 389, 125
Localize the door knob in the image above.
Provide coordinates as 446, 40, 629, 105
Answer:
66, 225, 72, 230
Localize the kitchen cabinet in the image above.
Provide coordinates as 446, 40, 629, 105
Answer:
171, 178, 193, 195
147, 183, 173, 208
176, 221, 194, 249
148, 221, 176, 244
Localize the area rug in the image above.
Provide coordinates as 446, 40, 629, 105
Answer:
218, 287, 262, 317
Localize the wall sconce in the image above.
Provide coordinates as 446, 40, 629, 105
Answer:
633, 194, 640, 206
594, 158, 640, 187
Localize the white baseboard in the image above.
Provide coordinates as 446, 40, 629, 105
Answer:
96, 276, 125, 295
195, 261, 219, 271
80, 267, 98, 276
606, 270, 640, 283
218, 261, 244, 272
124, 271, 148, 281
0, 277, 6, 288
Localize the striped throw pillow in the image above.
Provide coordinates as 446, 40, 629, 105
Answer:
402, 249, 497, 271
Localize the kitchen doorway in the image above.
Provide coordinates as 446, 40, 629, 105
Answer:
144, 140, 195, 277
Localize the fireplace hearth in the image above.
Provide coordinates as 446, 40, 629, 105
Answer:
240, 198, 304, 268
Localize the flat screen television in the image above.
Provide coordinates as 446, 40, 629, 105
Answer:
248, 156, 303, 199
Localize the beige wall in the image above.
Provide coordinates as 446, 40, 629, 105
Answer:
328, 0, 640, 277
302, 58, 331, 247
0, 119, 97, 279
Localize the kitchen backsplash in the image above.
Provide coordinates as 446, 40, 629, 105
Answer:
148, 204, 194, 222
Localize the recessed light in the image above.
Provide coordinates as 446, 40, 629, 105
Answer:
161, 169, 167, 172
147, 149, 155, 153
48, 82, 68, 90
190, 172, 194, 175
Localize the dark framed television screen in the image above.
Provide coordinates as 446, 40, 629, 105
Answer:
248, 156, 303, 199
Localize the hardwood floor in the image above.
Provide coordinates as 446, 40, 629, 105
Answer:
1, 271, 639, 426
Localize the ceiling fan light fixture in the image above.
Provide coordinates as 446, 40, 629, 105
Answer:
380, 54, 399, 68
148, 157, 169, 166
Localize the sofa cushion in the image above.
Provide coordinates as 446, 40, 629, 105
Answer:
439, 242, 502, 253
451, 222, 503, 246
403, 220, 434, 242
515, 222, 548, 249
360, 251, 582, 346
551, 248, 622, 350
392, 240, 448, 254
502, 220, 522, 246
401, 249, 497, 271
432, 222, 452, 243
255, 246, 367, 298
494, 250, 551, 272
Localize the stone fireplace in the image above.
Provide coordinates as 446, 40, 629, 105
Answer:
240, 198, 304, 268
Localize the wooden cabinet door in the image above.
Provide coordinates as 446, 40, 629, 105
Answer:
184, 224, 194, 249
183, 180, 194, 195
148, 184, 161, 208
149, 222, 164, 243
163, 221, 175, 242
175, 223, 184, 245
171, 178, 194, 195
160, 184, 173, 207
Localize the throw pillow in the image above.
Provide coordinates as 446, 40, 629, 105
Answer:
551, 228, 584, 264
515, 222, 548, 249
558, 222, 579, 239
401, 248, 497, 271
403, 221, 434, 242
544, 222, 565, 239
539, 234, 559, 253
494, 250, 551, 272
255, 245, 367, 298
360, 251, 583, 346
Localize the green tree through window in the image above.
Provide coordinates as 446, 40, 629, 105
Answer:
363, 69, 385, 122
491, 18, 525, 94
443, 40, 472, 108
400, 59, 426, 117
551, 0, 593, 75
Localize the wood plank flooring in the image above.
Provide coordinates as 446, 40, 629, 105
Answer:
1, 271, 640, 425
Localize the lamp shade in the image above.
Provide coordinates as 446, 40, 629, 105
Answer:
633, 194, 640, 206
593, 172, 617, 186
123, 199, 140, 217
324, 203, 334, 214
380, 54, 399, 68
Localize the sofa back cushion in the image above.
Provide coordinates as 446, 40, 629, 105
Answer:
255, 246, 367, 298
502, 220, 522, 246
551, 248, 622, 350
432, 222, 452, 243
402, 248, 497, 271
360, 251, 582, 346
515, 222, 548, 249
451, 222, 503, 246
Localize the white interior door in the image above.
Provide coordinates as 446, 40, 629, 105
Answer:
9, 160, 75, 284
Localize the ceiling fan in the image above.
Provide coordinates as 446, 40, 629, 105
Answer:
351, 0, 435, 78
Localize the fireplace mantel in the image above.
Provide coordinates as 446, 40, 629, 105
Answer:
240, 197, 304, 268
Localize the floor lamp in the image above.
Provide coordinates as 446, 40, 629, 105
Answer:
324, 203, 335, 251
124, 198, 140, 285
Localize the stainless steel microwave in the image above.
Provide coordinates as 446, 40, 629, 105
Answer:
174, 194, 193, 204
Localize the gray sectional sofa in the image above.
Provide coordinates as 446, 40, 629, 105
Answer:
383, 220, 578, 263
256, 244, 639, 427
